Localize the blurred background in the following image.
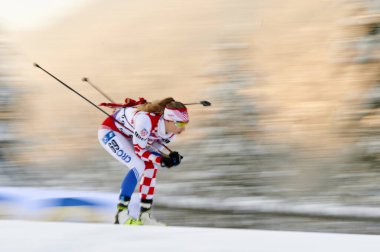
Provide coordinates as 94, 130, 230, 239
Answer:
1, 0, 380, 234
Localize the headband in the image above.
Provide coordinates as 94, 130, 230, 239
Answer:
163, 107, 189, 122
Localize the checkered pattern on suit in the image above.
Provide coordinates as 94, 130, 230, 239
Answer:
139, 161, 158, 200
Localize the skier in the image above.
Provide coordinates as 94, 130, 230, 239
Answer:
98, 97, 188, 225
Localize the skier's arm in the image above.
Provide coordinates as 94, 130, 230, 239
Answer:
151, 134, 176, 152
133, 115, 161, 164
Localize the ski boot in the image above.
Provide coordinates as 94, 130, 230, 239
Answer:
124, 217, 142, 225
123, 199, 165, 226
123, 210, 165, 226
138, 210, 165, 226
114, 200, 130, 224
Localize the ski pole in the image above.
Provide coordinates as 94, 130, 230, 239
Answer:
82, 77, 115, 103
33, 63, 173, 153
34, 63, 112, 118
184, 100, 212, 106
82, 76, 211, 107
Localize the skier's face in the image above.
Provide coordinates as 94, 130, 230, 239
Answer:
164, 120, 187, 135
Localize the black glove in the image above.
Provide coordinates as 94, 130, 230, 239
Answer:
169, 151, 183, 165
160, 151, 183, 168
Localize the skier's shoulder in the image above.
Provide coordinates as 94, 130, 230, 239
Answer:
135, 111, 161, 124
133, 111, 160, 131
123, 106, 138, 115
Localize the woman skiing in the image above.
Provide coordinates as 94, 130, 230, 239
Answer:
98, 97, 188, 225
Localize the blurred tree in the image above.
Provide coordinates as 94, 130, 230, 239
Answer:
0, 27, 21, 184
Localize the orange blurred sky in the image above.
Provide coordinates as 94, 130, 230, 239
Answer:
0, 0, 91, 31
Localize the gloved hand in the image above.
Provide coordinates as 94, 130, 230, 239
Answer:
160, 151, 183, 168
169, 151, 183, 165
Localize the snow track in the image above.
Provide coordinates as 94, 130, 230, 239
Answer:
1, 220, 380, 252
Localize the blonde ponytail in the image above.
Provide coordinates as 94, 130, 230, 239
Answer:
136, 97, 176, 114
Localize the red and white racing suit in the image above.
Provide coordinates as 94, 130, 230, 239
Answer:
98, 107, 175, 201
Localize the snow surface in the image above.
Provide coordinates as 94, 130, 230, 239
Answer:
1, 220, 380, 252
